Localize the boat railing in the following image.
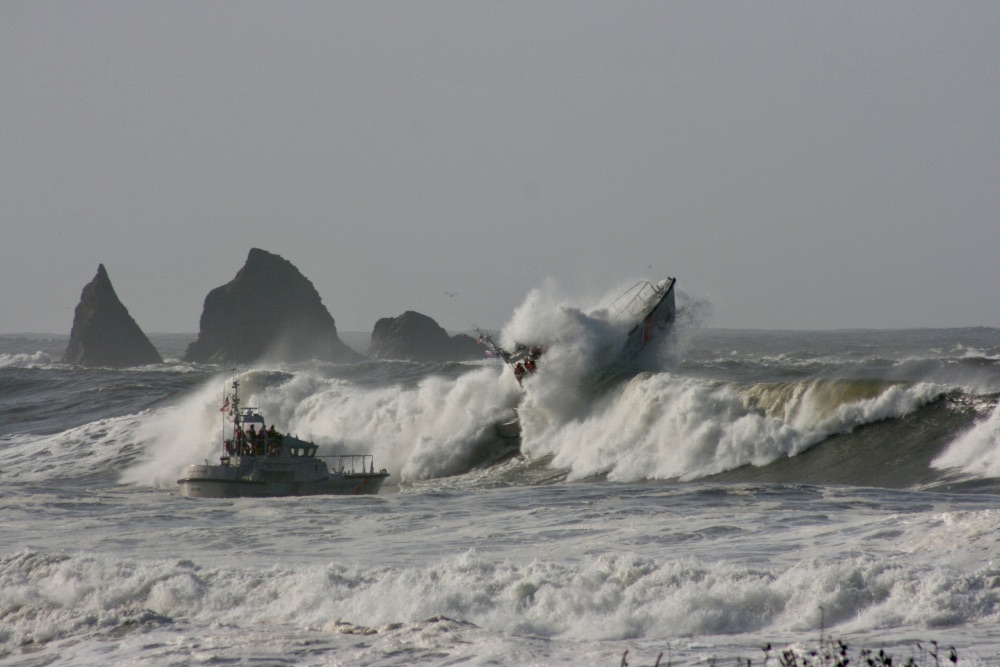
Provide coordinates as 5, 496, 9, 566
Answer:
319, 454, 380, 475
611, 281, 666, 320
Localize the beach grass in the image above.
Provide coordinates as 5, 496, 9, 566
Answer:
619, 638, 959, 666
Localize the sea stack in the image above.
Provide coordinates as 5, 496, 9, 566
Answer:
184, 248, 357, 364
368, 311, 482, 362
62, 264, 163, 367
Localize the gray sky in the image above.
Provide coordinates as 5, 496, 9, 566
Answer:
3, 1, 998, 334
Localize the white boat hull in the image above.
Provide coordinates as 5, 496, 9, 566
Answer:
177, 460, 388, 498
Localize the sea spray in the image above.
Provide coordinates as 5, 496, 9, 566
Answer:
500, 277, 702, 379
505, 282, 794, 481
121, 375, 237, 487
257, 366, 521, 481
501, 278, 683, 433
122, 363, 524, 487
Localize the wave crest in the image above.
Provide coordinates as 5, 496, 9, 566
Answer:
519, 374, 945, 482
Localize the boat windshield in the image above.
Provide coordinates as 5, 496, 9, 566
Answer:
237, 408, 265, 425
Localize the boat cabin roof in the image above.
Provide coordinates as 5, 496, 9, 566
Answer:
236, 408, 265, 425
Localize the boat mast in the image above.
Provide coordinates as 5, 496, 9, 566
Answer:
476, 328, 518, 373
221, 383, 226, 454
219, 376, 243, 456
230, 378, 241, 441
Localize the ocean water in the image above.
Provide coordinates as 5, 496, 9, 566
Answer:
2, 311, 1000, 665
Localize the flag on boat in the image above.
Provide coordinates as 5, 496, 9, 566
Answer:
220, 397, 229, 412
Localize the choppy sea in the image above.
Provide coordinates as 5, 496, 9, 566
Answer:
2, 315, 1000, 664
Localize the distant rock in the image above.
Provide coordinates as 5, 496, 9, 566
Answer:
184, 248, 358, 364
368, 311, 482, 362
62, 264, 163, 367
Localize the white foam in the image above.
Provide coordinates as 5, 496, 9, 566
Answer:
517, 371, 945, 482
933, 399, 1000, 478
489, 280, 946, 482
120, 374, 236, 487
0, 350, 53, 367
262, 366, 521, 481
4, 539, 999, 653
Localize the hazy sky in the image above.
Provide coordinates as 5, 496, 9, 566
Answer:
3, 1, 998, 334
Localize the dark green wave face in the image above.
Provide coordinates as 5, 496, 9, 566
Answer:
703, 393, 989, 491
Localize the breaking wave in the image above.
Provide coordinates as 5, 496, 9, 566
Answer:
5, 290, 998, 491
518, 373, 946, 482
493, 281, 953, 482
933, 399, 1000, 478
121, 364, 523, 487
5, 529, 1000, 653
0, 351, 54, 368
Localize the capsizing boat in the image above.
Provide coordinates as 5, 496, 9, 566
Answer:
478, 277, 677, 386
477, 278, 677, 447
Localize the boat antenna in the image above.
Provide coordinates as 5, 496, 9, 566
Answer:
221, 382, 228, 454
444, 293, 524, 377
442, 294, 481, 333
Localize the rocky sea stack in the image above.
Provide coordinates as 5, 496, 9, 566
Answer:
184, 248, 357, 364
62, 264, 163, 367
368, 311, 482, 362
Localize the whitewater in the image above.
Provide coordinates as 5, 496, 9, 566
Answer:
2, 289, 1000, 665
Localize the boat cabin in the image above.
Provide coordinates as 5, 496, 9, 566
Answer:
224, 407, 287, 457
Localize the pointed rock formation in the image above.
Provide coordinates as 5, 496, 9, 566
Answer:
184, 248, 358, 364
368, 311, 482, 362
62, 264, 163, 367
